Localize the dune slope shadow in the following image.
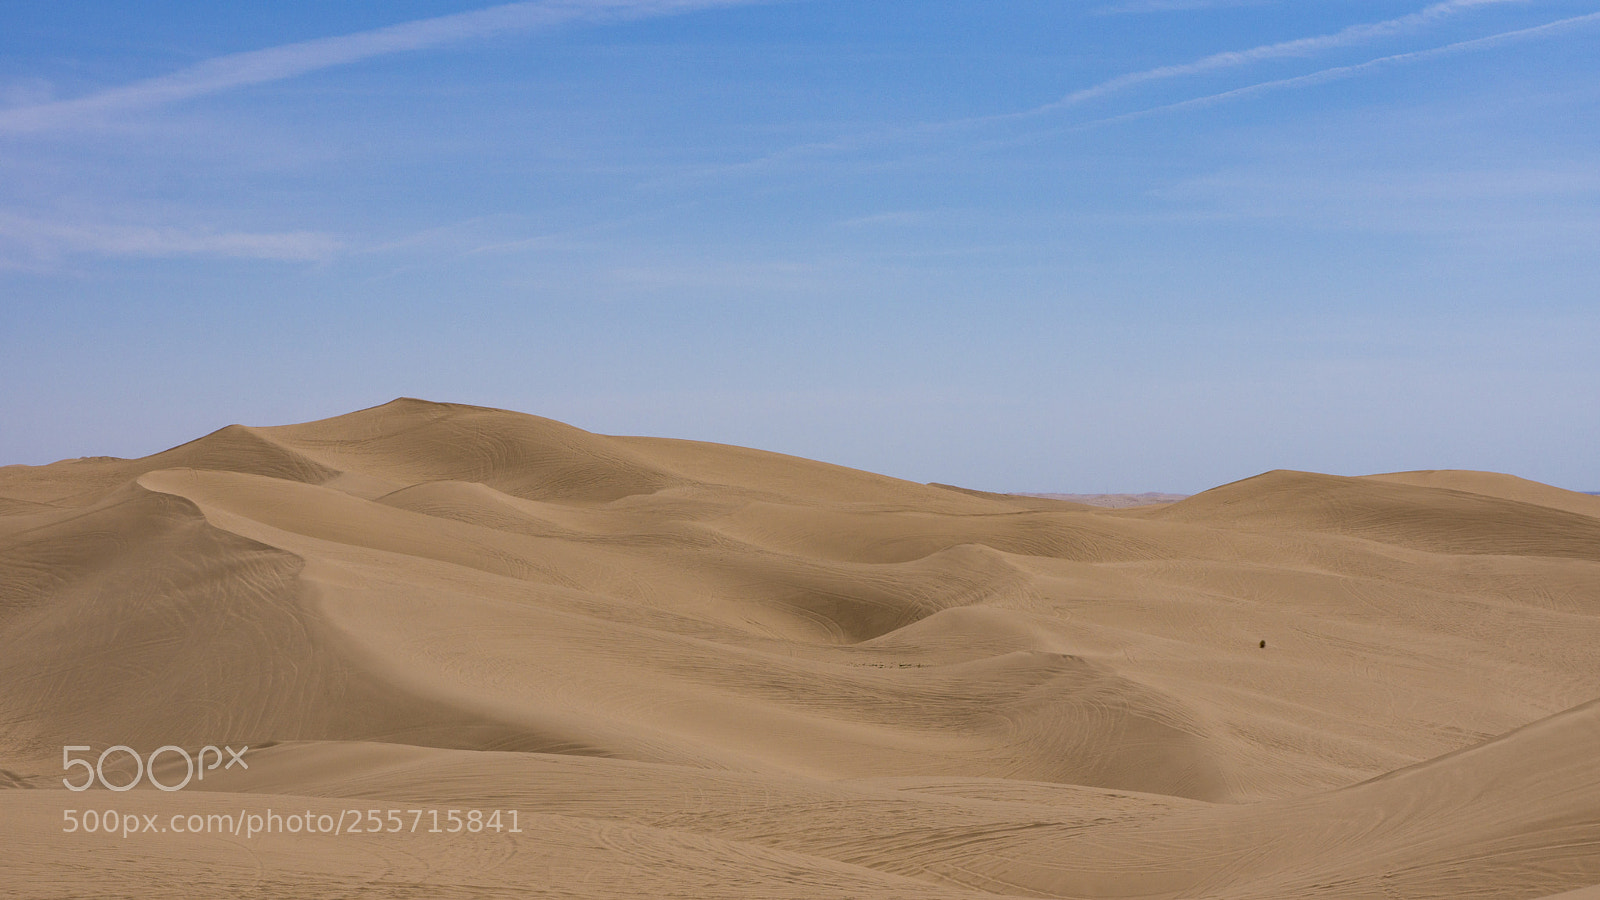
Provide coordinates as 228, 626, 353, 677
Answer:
2, 398, 1598, 898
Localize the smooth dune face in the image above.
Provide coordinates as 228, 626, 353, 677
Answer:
1, 398, 1597, 898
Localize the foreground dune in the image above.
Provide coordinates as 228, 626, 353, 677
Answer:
1, 398, 1596, 898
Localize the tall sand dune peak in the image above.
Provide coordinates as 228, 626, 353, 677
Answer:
2, 399, 1597, 898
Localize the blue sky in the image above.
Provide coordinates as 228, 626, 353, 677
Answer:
2, 0, 1596, 493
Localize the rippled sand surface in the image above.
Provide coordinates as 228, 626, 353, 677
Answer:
3, 399, 1597, 898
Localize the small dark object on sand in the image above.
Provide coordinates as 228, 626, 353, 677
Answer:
1260, 640, 1266, 649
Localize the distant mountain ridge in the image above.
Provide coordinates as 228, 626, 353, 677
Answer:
1019, 492, 1188, 508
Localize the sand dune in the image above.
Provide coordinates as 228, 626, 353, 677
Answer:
1, 398, 1596, 897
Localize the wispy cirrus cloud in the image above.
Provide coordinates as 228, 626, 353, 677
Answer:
0, 211, 341, 262
1042, 0, 1530, 112
1098, 10, 1600, 123
0, 0, 758, 133
711, 0, 1542, 176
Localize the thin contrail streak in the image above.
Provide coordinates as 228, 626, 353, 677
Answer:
1094, 11, 1600, 125
712, 1, 1573, 176
0, 0, 755, 133
1039, 0, 1529, 115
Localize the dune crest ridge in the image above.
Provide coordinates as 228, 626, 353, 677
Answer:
2, 398, 1597, 898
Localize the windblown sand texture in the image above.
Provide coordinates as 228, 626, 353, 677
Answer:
1, 399, 1597, 898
